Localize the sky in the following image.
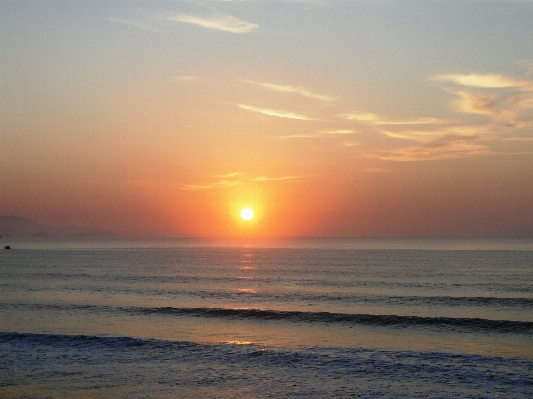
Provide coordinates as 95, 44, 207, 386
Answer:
1, 0, 533, 238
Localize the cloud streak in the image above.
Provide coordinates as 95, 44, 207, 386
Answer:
320, 129, 357, 134
238, 104, 315, 120
366, 134, 492, 162
251, 175, 307, 182
433, 73, 533, 90
341, 112, 442, 125
276, 134, 321, 140
274, 129, 357, 140
452, 91, 518, 122
167, 13, 258, 33
434, 72, 533, 125
179, 173, 308, 190
241, 80, 335, 101
380, 124, 488, 143
180, 180, 242, 190
213, 172, 244, 178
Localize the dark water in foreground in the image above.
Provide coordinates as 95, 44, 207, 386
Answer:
1, 237, 532, 398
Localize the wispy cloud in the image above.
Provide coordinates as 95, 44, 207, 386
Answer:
167, 13, 258, 33
380, 124, 490, 143
341, 112, 443, 125
366, 134, 492, 162
341, 68, 533, 162
274, 129, 357, 140
213, 172, 244, 178
451, 91, 518, 123
341, 113, 379, 122
381, 130, 441, 142
179, 173, 308, 190
109, 10, 258, 34
434, 72, 533, 125
433, 73, 533, 90
343, 141, 360, 147
238, 104, 315, 120
320, 129, 357, 134
241, 80, 335, 101
276, 134, 320, 140
180, 184, 217, 191
180, 179, 243, 190
251, 175, 307, 182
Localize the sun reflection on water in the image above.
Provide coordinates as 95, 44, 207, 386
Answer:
225, 340, 253, 345
236, 249, 258, 294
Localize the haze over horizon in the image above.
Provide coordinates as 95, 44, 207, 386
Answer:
1, 1, 533, 238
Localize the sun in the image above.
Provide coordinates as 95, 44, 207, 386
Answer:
240, 207, 254, 220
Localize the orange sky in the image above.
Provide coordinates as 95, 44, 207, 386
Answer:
1, 1, 533, 237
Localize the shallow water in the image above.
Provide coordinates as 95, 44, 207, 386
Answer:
1, 237, 532, 397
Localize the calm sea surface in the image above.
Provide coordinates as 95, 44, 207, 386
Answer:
1, 237, 532, 398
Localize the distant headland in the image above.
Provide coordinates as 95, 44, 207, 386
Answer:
0, 216, 115, 238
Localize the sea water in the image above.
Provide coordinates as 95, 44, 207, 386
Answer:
1, 237, 532, 398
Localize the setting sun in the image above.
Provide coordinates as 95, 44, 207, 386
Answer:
240, 208, 254, 220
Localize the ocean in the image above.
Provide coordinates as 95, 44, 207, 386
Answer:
1, 236, 532, 398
